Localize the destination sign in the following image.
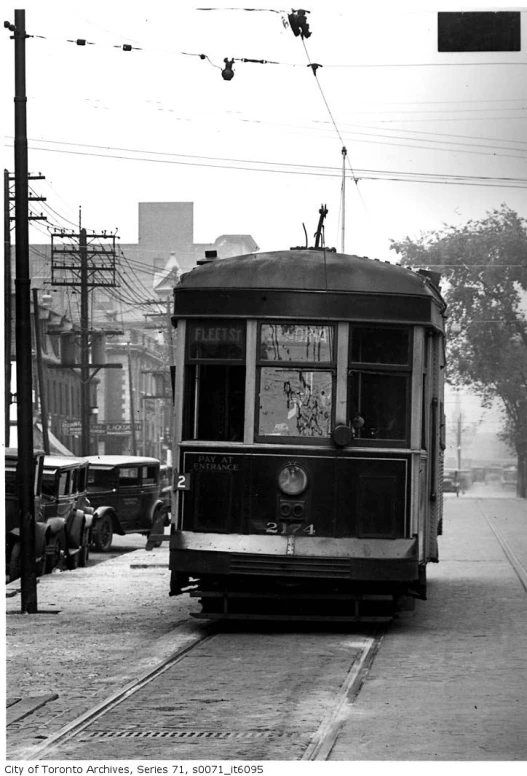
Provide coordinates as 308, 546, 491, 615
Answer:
188, 322, 245, 360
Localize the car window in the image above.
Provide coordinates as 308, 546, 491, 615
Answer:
5, 469, 17, 496
118, 467, 140, 486
88, 468, 118, 490
141, 465, 158, 485
58, 471, 70, 496
42, 473, 56, 497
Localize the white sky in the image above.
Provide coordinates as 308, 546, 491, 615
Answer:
2, 0, 526, 258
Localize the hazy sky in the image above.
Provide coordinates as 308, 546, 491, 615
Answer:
3, 0, 526, 260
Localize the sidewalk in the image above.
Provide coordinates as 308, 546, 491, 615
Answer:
4, 543, 201, 760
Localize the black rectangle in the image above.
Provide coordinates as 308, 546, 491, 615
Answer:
438, 12, 521, 52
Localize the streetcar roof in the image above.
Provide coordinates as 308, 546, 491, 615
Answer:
173, 250, 446, 328
176, 250, 443, 299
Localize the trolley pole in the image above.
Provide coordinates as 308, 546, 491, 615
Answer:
11, 9, 37, 612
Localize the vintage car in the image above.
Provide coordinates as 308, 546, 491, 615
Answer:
41, 455, 94, 572
443, 469, 459, 496
5, 448, 47, 581
85, 456, 166, 552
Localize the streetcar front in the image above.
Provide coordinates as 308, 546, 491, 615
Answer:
168, 249, 446, 619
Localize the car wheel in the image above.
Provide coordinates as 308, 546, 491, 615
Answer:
36, 538, 47, 577
8, 542, 21, 582
93, 514, 113, 552
148, 509, 164, 548
46, 531, 65, 574
78, 527, 90, 567
66, 547, 79, 570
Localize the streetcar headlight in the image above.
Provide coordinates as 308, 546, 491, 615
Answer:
278, 464, 308, 496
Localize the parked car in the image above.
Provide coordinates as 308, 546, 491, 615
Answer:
5, 448, 47, 581
85, 456, 166, 552
501, 466, 517, 490
443, 469, 459, 496
41, 455, 94, 572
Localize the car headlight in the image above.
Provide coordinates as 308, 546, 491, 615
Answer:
278, 464, 308, 496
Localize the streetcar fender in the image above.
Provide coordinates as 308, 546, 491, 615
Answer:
93, 506, 124, 535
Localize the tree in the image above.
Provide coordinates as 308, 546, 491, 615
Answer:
391, 204, 527, 498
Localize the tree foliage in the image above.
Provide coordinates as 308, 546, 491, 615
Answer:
391, 205, 527, 493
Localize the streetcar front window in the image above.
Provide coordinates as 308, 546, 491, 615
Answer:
184, 320, 246, 442
348, 326, 411, 443
185, 364, 245, 441
257, 323, 335, 440
258, 368, 332, 438
348, 371, 408, 440
260, 323, 333, 363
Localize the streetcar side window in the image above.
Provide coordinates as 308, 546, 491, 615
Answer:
183, 321, 246, 442
348, 326, 411, 443
257, 323, 335, 440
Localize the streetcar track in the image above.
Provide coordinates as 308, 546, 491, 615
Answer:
23, 627, 218, 761
302, 630, 384, 760
476, 499, 527, 593
21, 623, 386, 762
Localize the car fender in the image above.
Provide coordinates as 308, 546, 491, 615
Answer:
68, 509, 85, 549
152, 499, 165, 516
45, 516, 67, 537
150, 499, 166, 525
34, 521, 49, 559
93, 505, 124, 536
83, 505, 94, 530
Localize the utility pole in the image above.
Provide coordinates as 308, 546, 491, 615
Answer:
4, 169, 12, 446
127, 341, 138, 455
456, 413, 462, 471
80, 227, 90, 455
50, 226, 121, 455
6, 9, 37, 612
4, 169, 46, 448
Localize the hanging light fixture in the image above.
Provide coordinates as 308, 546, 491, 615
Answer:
222, 58, 235, 81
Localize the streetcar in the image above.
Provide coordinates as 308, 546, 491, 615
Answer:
168, 229, 447, 620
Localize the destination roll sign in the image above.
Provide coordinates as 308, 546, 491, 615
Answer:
188, 321, 245, 360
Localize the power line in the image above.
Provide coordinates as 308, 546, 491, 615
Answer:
13, 140, 527, 188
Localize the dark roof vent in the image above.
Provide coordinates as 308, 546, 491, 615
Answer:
197, 250, 217, 266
